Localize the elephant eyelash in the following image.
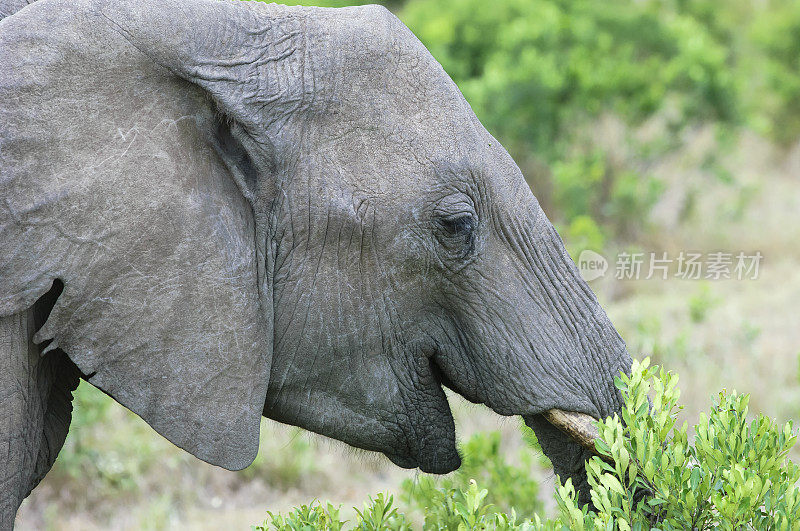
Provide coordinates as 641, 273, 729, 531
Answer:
438, 214, 475, 236
435, 214, 477, 259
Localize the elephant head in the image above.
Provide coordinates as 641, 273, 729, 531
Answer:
0, 0, 631, 516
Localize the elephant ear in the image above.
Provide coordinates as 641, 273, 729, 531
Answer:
0, 0, 308, 469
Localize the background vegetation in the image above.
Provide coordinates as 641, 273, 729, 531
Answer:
16, 0, 800, 528
256, 360, 800, 529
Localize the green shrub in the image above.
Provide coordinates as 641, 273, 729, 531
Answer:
399, 0, 738, 242
750, 0, 800, 144
551, 151, 663, 244
51, 382, 168, 497
252, 494, 411, 531
400, 0, 738, 154
558, 215, 606, 261
355, 493, 411, 531
554, 358, 800, 530
258, 359, 800, 530
254, 500, 346, 530
400, 429, 544, 521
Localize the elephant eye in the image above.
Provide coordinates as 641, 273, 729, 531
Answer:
435, 214, 476, 258
438, 214, 474, 236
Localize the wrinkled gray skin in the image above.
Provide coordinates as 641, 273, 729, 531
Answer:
0, 0, 632, 526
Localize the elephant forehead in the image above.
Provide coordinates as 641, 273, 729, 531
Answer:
304, 114, 527, 209
301, 5, 478, 145
298, 135, 468, 206
307, 17, 516, 198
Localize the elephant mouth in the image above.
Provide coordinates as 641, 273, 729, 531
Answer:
431, 355, 602, 457
428, 355, 601, 453
384, 452, 422, 469
383, 356, 602, 474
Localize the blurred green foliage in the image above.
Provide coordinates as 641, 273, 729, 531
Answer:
241, 427, 320, 488
687, 283, 717, 324
399, 0, 739, 245
750, 1, 800, 144
402, 0, 738, 143
46, 381, 324, 526
51, 383, 178, 504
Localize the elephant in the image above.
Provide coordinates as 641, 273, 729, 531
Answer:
0, 0, 633, 526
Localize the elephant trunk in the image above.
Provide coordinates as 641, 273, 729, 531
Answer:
509, 215, 630, 503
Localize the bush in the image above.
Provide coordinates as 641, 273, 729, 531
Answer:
252, 493, 411, 531
400, 0, 738, 152
399, 0, 738, 241
687, 283, 718, 324
241, 426, 320, 488
554, 358, 800, 529
750, 1, 800, 144
400, 429, 545, 522
256, 359, 800, 530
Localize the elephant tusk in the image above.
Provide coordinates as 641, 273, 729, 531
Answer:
542, 409, 612, 463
